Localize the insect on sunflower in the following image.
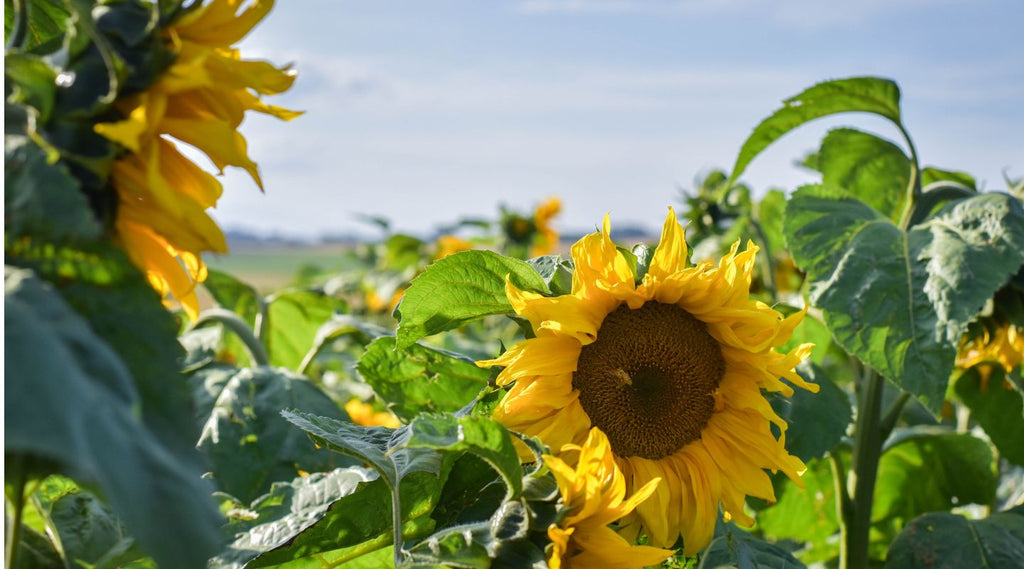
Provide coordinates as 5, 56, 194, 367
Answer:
479, 208, 818, 555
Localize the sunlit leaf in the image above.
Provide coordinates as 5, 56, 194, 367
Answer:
263, 289, 348, 370
729, 77, 903, 189
357, 337, 490, 422
756, 458, 839, 564
817, 128, 910, 222
404, 414, 523, 500
873, 428, 997, 546
395, 250, 549, 349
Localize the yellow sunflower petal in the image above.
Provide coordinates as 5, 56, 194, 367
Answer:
645, 207, 688, 282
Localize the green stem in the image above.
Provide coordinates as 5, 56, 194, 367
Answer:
829, 451, 853, 569
748, 218, 778, 298
191, 308, 269, 367
389, 481, 405, 568
878, 391, 911, 442
895, 123, 922, 231
845, 370, 886, 569
5, 462, 27, 569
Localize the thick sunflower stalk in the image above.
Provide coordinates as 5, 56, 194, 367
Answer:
95, 0, 301, 318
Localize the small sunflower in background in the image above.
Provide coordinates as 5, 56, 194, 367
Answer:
957, 320, 1023, 390
434, 234, 474, 259
479, 208, 816, 555
544, 428, 675, 569
95, 0, 301, 319
499, 196, 562, 258
344, 398, 402, 429
531, 196, 562, 256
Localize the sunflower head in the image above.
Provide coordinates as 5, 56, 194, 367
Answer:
479, 208, 817, 555
344, 398, 402, 429
94, 0, 300, 319
543, 427, 675, 569
531, 196, 562, 257
434, 234, 474, 259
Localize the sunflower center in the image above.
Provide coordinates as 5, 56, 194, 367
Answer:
573, 302, 725, 460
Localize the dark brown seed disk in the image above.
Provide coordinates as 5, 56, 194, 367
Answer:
573, 301, 725, 459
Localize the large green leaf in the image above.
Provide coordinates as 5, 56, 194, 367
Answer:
729, 77, 903, 189
756, 458, 839, 564
771, 363, 852, 462
210, 466, 384, 569
873, 428, 997, 546
4, 267, 222, 568
886, 507, 1024, 568
263, 289, 348, 370
204, 268, 261, 325
395, 250, 549, 349
955, 367, 1024, 466
4, 134, 99, 243
527, 255, 574, 296
700, 520, 806, 569
357, 337, 491, 422
817, 128, 910, 221
404, 414, 523, 500
785, 188, 1024, 412
194, 365, 356, 503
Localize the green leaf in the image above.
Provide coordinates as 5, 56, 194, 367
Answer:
885, 507, 1024, 568
4, 0, 70, 51
282, 410, 442, 487
5, 134, 100, 243
264, 289, 348, 370
756, 458, 839, 564
241, 471, 441, 569
47, 487, 148, 568
700, 520, 806, 569
211, 466, 382, 569
755, 190, 789, 257
873, 428, 997, 544
955, 367, 1024, 466
922, 167, 977, 190
195, 366, 358, 503
784, 188, 1024, 413
4, 55, 59, 122
405, 499, 545, 568
395, 250, 549, 349
771, 363, 852, 462
817, 128, 910, 221
357, 337, 491, 422
632, 243, 654, 284
915, 193, 1024, 345
526, 255, 574, 296
404, 414, 523, 500
4, 266, 222, 569
729, 77, 903, 189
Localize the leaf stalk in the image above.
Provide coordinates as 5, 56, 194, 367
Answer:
845, 369, 886, 569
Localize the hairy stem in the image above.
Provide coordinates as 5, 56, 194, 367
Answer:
191, 308, 269, 367
845, 370, 885, 569
830, 451, 853, 569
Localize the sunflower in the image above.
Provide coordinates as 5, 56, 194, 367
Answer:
434, 234, 474, 259
344, 398, 402, 429
478, 208, 817, 555
95, 0, 301, 319
544, 427, 675, 569
956, 322, 1023, 390
531, 196, 562, 256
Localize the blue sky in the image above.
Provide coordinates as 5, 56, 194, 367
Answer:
209, 0, 1024, 240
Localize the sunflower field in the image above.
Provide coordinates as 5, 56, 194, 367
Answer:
5, 1, 1024, 568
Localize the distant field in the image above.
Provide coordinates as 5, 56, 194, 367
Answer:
205, 244, 358, 293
